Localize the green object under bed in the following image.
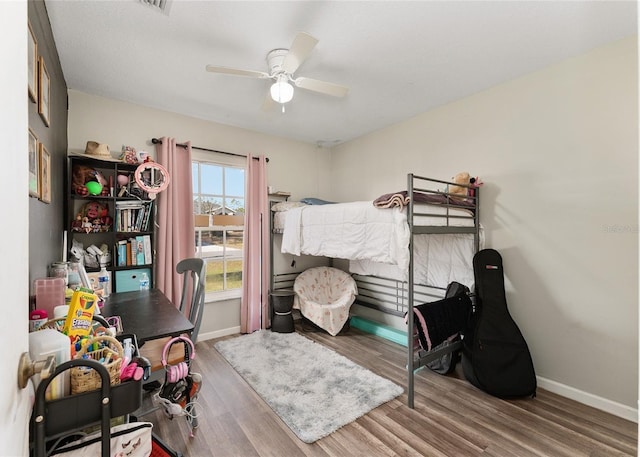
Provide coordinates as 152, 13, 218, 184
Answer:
350, 316, 408, 347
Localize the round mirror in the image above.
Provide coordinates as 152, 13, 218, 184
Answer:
134, 161, 170, 199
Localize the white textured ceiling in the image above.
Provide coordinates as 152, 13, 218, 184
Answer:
45, 0, 637, 146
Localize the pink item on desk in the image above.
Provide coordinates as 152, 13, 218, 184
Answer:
29, 309, 48, 332
120, 362, 143, 382
33, 278, 66, 317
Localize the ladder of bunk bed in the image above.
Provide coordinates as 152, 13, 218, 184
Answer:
407, 173, 416, 408
406, 173, 480, 409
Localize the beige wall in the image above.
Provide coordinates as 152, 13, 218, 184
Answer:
330, 37, 638, 416
68, 90, 331, 339
68, 90, 331, 201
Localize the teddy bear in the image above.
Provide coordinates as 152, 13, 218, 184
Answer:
449, 172, 471, 196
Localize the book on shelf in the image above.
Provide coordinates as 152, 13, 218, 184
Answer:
135, 236, 145, 265
143, 234, 152, 265
129, 237, 137, 265
116, 240, 127, 266
115, 236, 152, 267
142, 203, 153, 231
115, 200, 153, 232
126, 241, 132, 265
134, 208, 145, 232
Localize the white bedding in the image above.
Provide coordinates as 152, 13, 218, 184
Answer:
349, 229, 484, 289
280, 201, 410, 270
272, 211, 287, 233
412, 204, 475, 227
278, 200, 480, 289
274, 202, 474, 233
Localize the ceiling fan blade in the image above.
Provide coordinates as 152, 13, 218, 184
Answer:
294, 77, 349, 98
205, 65, 270, 79
282, 32, 318, 74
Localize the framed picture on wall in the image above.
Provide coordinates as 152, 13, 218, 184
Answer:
28, 128, 40, 198
28, 21, 38, 102
38, 56, 50, 127
39, 143, 51, 204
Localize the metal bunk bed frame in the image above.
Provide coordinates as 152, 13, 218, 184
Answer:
268, 173, 480, 409
405, 173, 480, 408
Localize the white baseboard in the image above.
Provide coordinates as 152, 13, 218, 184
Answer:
198, 326, 241, 342
537, 376, 638, 423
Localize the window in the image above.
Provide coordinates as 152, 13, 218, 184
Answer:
192, 159, 245, 299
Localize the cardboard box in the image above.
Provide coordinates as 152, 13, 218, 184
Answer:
194, 214, 210, 227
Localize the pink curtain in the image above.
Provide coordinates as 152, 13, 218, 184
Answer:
241, 154, 270, 333
155, 137, 195, 308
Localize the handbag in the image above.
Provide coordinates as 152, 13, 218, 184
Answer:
51, 422, 153, 457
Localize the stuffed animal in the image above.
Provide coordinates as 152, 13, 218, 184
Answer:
449, 172, 471, 196
72, 164, 108, 196
121, 145, 139, 165
468, 176, 484, 198
72, 201, 112, 233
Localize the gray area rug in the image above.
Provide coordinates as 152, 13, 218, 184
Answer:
214, 330, 404, 443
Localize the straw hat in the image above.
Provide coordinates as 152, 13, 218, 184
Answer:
69, 141, 121, 162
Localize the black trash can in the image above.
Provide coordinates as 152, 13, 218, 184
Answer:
270, 289, 295, 333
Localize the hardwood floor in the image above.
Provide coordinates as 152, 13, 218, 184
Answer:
137, 324, 637, 456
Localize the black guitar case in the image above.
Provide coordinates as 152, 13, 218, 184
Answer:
462, 249, 537, 397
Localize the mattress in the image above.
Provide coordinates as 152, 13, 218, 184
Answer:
280, 201, 410, 269
411, 203, 475, 227
273, 202, 474, 233
272, 211, 287, 233
349, 228, 484, 289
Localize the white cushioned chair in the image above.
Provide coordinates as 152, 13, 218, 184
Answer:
293, 267, 357, 336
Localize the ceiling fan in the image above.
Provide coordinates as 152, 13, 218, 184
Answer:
205, 32, 349, 109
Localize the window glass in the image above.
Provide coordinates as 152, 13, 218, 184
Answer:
225, 168, 245, 196
193, 160, 245, 295
201, 163, 223, 195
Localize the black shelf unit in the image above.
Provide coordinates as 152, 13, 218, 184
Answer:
65, 155, 155, 293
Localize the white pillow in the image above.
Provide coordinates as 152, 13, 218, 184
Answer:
271, 201, 307, 212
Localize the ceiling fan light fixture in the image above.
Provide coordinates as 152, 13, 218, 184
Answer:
270, 76, 294, 104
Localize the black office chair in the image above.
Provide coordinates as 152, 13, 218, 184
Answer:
140, 258, 206, 381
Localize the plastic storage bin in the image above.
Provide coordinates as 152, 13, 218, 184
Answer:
33, 278, 66, 318
28, 329, 71, 400
115, 268, 152, 292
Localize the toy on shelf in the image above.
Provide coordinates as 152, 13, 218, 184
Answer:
119, 145, 151, 165
121, 145, 139, 165
72, 164, 109, 197
85, 181, 102, 195
71, 201, 112, 233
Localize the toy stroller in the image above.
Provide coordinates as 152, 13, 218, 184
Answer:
155, 336, 202, 437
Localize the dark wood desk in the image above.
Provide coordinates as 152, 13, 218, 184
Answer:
101, 289, 194, 346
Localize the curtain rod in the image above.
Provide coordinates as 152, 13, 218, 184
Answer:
151, 138, 269, 162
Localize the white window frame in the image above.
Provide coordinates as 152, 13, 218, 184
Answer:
195, 225, 243, 301
192, 151, 246, 301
